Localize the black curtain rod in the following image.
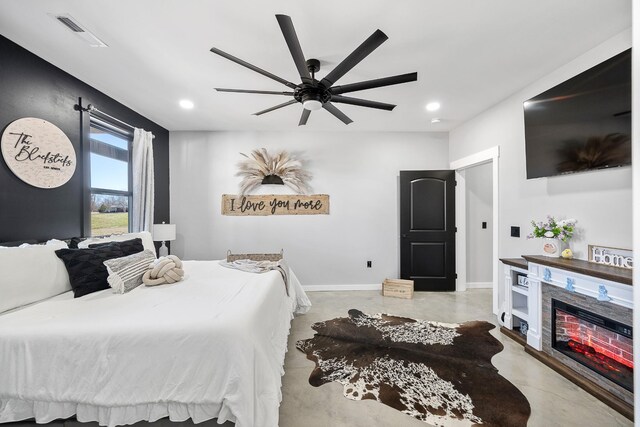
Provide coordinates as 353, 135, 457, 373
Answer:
88, 105, 135, 131
75, 103, 155, 139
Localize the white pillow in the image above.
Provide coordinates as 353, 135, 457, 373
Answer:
0, 239, 62, 249
78, 231, 156, 254
0, 240, 71, 314
16, 239, 68, 248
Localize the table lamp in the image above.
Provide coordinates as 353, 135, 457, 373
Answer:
152, 222, 176, 257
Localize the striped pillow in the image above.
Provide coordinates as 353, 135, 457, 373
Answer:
103, 250, 156, 294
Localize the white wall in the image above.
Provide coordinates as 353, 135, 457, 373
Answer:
450, 30, 632, 261
465, 162, 493, 284
170, 131, 449, 287
631, 2, 639, 416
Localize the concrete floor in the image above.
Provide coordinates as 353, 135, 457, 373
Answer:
279, 290, 632, 427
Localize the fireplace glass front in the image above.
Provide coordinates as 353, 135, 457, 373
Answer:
552, 299, 633, 392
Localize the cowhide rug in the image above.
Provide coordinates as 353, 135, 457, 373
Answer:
296, 309, 531, 427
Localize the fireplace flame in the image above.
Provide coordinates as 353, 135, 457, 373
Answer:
567, 340, 621, 372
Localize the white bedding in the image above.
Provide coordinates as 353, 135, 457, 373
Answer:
0, 260, 311, 427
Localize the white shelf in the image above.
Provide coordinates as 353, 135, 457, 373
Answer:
511, 266, 529, 275
512, 307, 529, 321
512, 285, 529, 296
502, 260, 531, 334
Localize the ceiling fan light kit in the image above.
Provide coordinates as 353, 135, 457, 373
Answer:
303, 100, 322, 111
210, 14, 417, 126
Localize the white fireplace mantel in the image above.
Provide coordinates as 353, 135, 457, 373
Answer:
522, 255, 633, 351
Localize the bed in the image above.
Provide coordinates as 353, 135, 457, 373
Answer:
0, 258, 311, 427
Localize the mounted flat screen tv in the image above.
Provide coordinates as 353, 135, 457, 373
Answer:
524, 49, 631, 179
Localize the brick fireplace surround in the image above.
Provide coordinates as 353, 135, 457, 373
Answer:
521, 255, 633, 419
541, 282, 633, 404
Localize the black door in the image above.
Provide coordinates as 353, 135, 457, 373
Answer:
400, 170, 456, 291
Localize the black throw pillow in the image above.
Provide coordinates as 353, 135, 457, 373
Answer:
67, 237, 86, 249
55, 243, 125, 298
89, 238, 144, 255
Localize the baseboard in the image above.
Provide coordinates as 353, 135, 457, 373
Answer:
499, 326, 527, 347
303, 284, 382, 292
466, 281, 492, 289
304, 283, 490, 291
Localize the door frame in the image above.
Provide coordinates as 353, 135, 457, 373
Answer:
450, 146, 500, 315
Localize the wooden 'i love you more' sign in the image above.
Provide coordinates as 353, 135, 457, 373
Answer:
221, 194, 329, 216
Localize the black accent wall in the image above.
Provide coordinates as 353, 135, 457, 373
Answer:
0, 35, 170, 241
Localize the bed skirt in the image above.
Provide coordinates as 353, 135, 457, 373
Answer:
0, 399, 236, 426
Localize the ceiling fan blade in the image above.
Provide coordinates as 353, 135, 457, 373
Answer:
215, 88, 295, 96
330, 95, 396, 111
253, 100, 298, 116
210, 46, 298, 89
330, 72, 417, 95
276, 14, 312, 83
299, 108, 311, 126
322, 102, 353, 125
320, 30, 388, 88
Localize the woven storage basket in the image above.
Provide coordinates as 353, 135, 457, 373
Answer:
226, 249, 284, 262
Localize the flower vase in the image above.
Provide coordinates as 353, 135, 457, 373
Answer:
542, 238, 567, 257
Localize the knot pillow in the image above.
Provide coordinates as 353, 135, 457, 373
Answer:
143, 255, 185, 286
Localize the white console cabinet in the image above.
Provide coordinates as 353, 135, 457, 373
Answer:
501, 256, 632, 349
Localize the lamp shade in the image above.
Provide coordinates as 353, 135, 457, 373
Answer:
152, 223, 176, 241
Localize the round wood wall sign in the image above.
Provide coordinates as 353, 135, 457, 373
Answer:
1, 117, 76, 189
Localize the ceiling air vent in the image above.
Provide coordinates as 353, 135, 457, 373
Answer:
51, 14, 108, 47
56, 16, 84, 32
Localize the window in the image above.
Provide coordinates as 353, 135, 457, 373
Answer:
89, 117, 132, 236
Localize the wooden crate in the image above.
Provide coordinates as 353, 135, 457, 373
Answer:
382, 278, 414, 299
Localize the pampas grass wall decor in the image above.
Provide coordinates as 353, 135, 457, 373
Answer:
236, 148, 312, 195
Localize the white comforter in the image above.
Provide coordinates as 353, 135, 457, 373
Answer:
0, 260, 311, 427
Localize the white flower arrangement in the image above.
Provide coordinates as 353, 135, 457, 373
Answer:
528, 216, 577, 242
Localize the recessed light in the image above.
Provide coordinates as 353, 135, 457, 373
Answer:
431, 118, 441, 124
426, 102, 441, 112
179, 99, 194, 109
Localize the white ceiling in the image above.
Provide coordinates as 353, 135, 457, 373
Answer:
0, 0, 631, 132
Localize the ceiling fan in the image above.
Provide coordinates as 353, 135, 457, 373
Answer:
210, 14, 418, 126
